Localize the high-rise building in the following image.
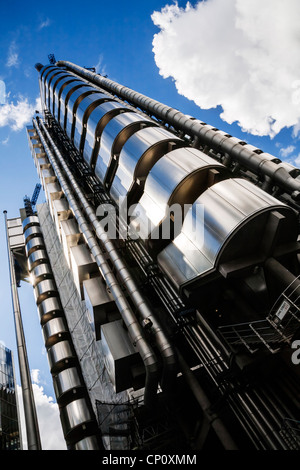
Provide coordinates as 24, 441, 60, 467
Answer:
0, 344, 21, 450
6, 59, 300, 450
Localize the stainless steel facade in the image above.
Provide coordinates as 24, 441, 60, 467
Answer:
6, 59, 300, 450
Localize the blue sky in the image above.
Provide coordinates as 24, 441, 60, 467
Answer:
0, 0, 300, 450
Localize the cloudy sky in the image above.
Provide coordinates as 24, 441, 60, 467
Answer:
1, 0, 300, 450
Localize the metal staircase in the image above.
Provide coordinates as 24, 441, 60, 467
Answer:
218, 274, 300, 353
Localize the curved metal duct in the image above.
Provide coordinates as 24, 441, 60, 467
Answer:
57, 60, 300, 200
34, 279, 58, 305
60, 398, 97, 448
99, 111, 158, 189
27, 249, 48, 271
42, 317, 69, 348
48, 73, 71, 113
38, 297, 63, 325
47, 340, 77, 374
109, 125, 184, 208
25, 237, 45, 256
54, 77, 83, 122
30, 263, 53, 287
22, 215, 40, 232
157, 177, 298, 295
53, 367, 84, 402
74, 435, 101, 450
73, 92, 112, 151
35, 117, 177, 397
65, 86, 97, 139
82, 100, 131, 169
24, 225, 43, 243
130, 146, 228, 248
59, 81, 88, 130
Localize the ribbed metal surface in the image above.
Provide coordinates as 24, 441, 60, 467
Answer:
60, 398, 92, 435
34, 278, 58, 305
83, 100, 130, 168
30, 263, 53, 287
53, 367, 83, 398
27, 249, 48, 271
22, 215, 40, 232
74, 435, 100, 450
96, 111, 157, 187
23, 225, 43, 243
42, 317, 68, 346
47, 340, 76, 372
38, 297, 63, 324
25, 237, 45, 256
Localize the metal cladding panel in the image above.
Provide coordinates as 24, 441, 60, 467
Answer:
38, 297, 63, 324
47, 340, 75, 371
59, 81, 87, 129
53, 198, 72, 238
22, 215, 39, 232
60, 218, 82, 267
83, 101, 130, 167
100, 320, 139, 393
42, 317, 68, 344
34, 279, 57, 305
27, 250, 48, 271
74, 436, 99, 450
157, 178, 298, 291
24, 225, 43, 243
130, 147, 227, 240
65, 86, 96, 139
83, 277, 118, 337
54, 77, 82, 121
69, 244, 98, 297
109, 126, 182, 205
41, 67, 59, 105
44, 69, 63, 109
48, 72, 70, 112
31, 263, 53, 287
25, 236, 45, 256
73, 92, 110, 151
60, 398, 92, 435
49, 72, 70, 116
95, 111, 155, 185
53, 367, 83, 398
39, 65, 55, 80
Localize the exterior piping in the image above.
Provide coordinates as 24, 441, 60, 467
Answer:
56, 60, 300, 200
23, 209, 103, 450
37, 116, 177, 395
33, 117, 160, 408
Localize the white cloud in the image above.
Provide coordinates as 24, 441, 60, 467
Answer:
17, 372, 66, 450
0, 80, 6, 104
1, 135, 9, 145
38, 18, 51, 30
279, 145, 296, 158
151, 0, 300, 138
6, 41, 19, 68
0, 96, 41, 131
94, 54, 107, 76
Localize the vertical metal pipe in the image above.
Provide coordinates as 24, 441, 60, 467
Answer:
3, 211, 42, 450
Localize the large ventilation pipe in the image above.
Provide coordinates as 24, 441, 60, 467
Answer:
22, 215, 103, 450
56, 60, 300, 200
36, 116, 177, 396
33, 118, 160, 408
